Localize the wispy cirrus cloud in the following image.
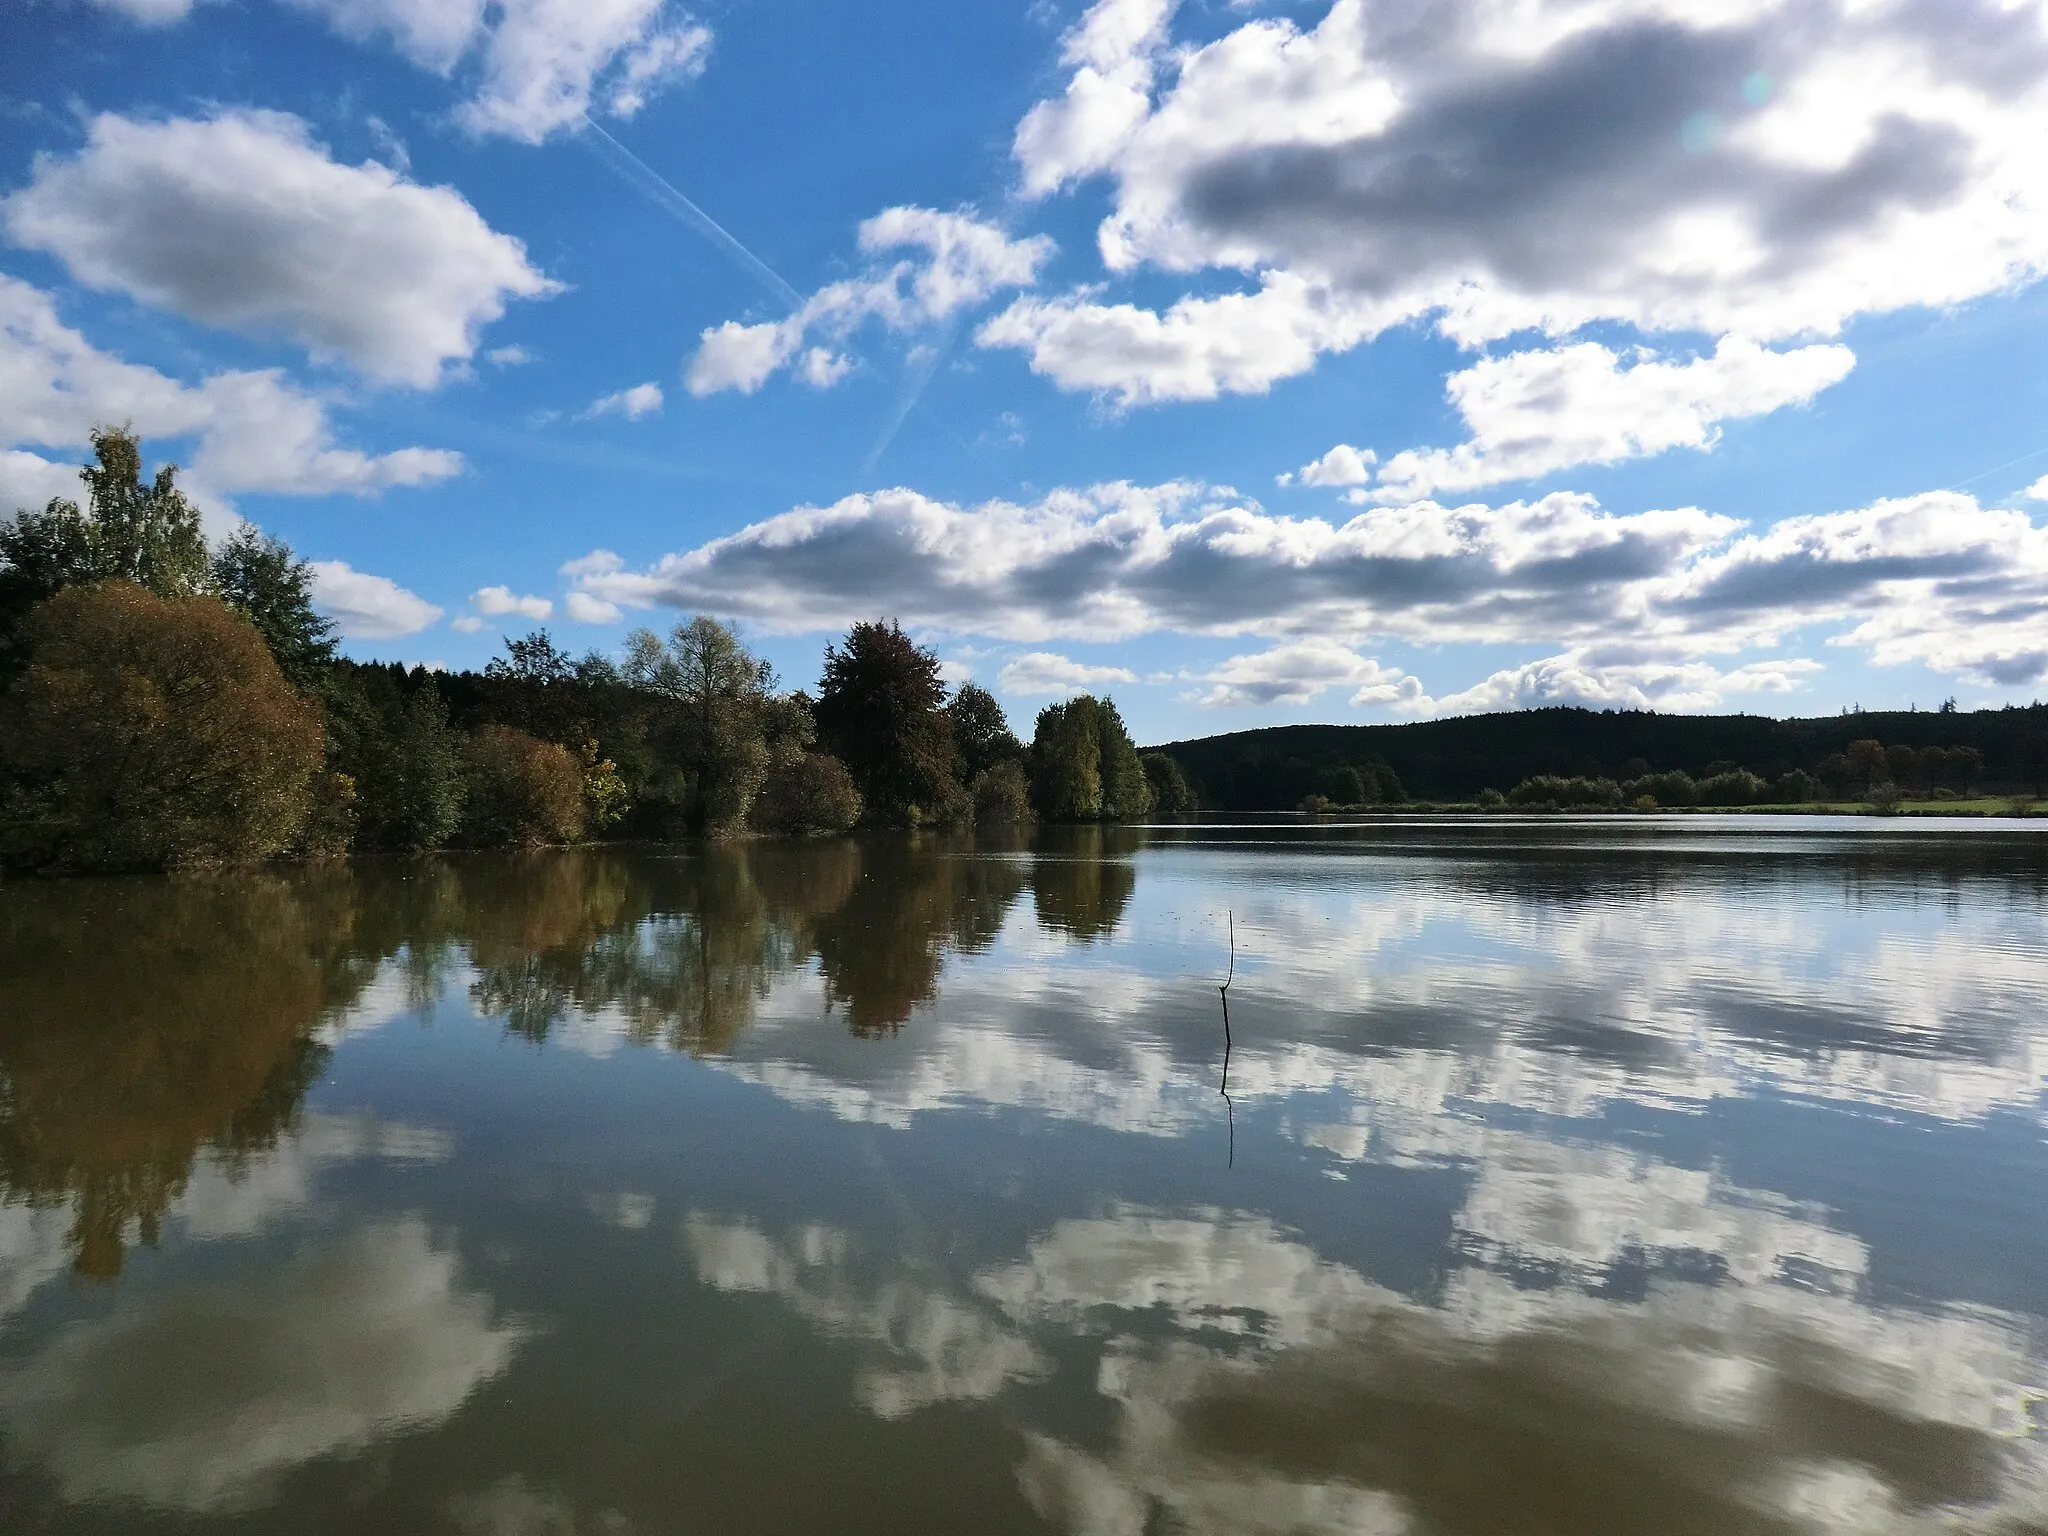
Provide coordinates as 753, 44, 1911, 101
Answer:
84, 0, 712, 143
580, 381, 663, 420
687, 207, 1053, 396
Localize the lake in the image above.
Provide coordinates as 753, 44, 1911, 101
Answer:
2, 820, 2046, 1534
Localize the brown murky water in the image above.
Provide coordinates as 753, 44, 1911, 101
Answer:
2, 819, 2046, 1534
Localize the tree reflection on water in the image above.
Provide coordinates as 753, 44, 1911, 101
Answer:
0, 830, 1141, 1283
0, 876, 355, 1278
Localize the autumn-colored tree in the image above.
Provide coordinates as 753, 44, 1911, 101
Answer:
971, 759, 1035, 825
1, 582, 325, 869
462, 725, 587, 846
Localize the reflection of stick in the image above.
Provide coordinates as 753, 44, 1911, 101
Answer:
1219, 910, 1235, 1168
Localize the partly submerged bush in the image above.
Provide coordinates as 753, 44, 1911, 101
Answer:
971, 760, 1034, 826
1506, 775, 1623, 810
463, 725, 586, 846
1, 581, 324, 868
1620, 770, 1698, 808
754, 752, 863, 835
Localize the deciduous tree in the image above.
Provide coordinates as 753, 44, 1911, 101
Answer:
815, 620, 965, 825
625, 616, 779, 834
1, 582, 325, 868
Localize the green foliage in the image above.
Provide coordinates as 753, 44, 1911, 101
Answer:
1029, 695, 1151, 821
0, 427, 210, 675
329, 677, 469, 853
581, 741, 632, 833
947, 683, 1022, 779
488, 630, 575, 685
1697, 769, 1770, 806
815, 621, 965, 826
1155, 706, 2046, 809
1029, 698, 1100, 820
0, 582, 325, 869
971, 760, 1034, 825
1623, 770, 1699, 808
1773, 769, 1820, 803
299, 770, 359, 859
1507, 775, 1624, 810
753, 752, 864, 835
462, 725, 586, 846
1141, 750, 1193, 813
625, 616, 780, 835
209, 527, 337, 692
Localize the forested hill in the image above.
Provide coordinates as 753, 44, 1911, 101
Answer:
1151, 705, 2048, 809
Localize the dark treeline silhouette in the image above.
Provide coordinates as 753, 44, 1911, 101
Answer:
1156, 704, 2048, 810
0, 432, 1158, 871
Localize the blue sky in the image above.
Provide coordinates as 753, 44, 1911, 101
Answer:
6, 0, 2048, 744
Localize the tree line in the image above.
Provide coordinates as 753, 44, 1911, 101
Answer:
0, 431, 1182, 872
1159, 702, 2048, 812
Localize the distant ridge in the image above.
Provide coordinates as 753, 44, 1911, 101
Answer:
1149, 704, 2048, 808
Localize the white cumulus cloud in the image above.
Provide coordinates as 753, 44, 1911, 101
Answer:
1371, 338, 1856, 500
1280, 443, 1375, 489
0, 275, 462, 507
1191, 638, 1421, 708
471, 585, 554, 621
454, 3, 711, 142
4, 111, 558, 387
995, 0, 2048, 417
86, 0, 203, 21
1423, 648, 1826, 717
564, 591, 622, 624
310, 561, 445, 638
979, 271, 1378, 407
998, 652, 1139, 695
563, 475, 2048, 697
564, 480, 1738, 647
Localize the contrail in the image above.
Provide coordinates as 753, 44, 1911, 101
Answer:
862, 333, 952, 476
577, 117, 802, 312
1944, 442, 2048, 496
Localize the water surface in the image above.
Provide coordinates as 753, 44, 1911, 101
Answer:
2, 821, 2046, 1533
